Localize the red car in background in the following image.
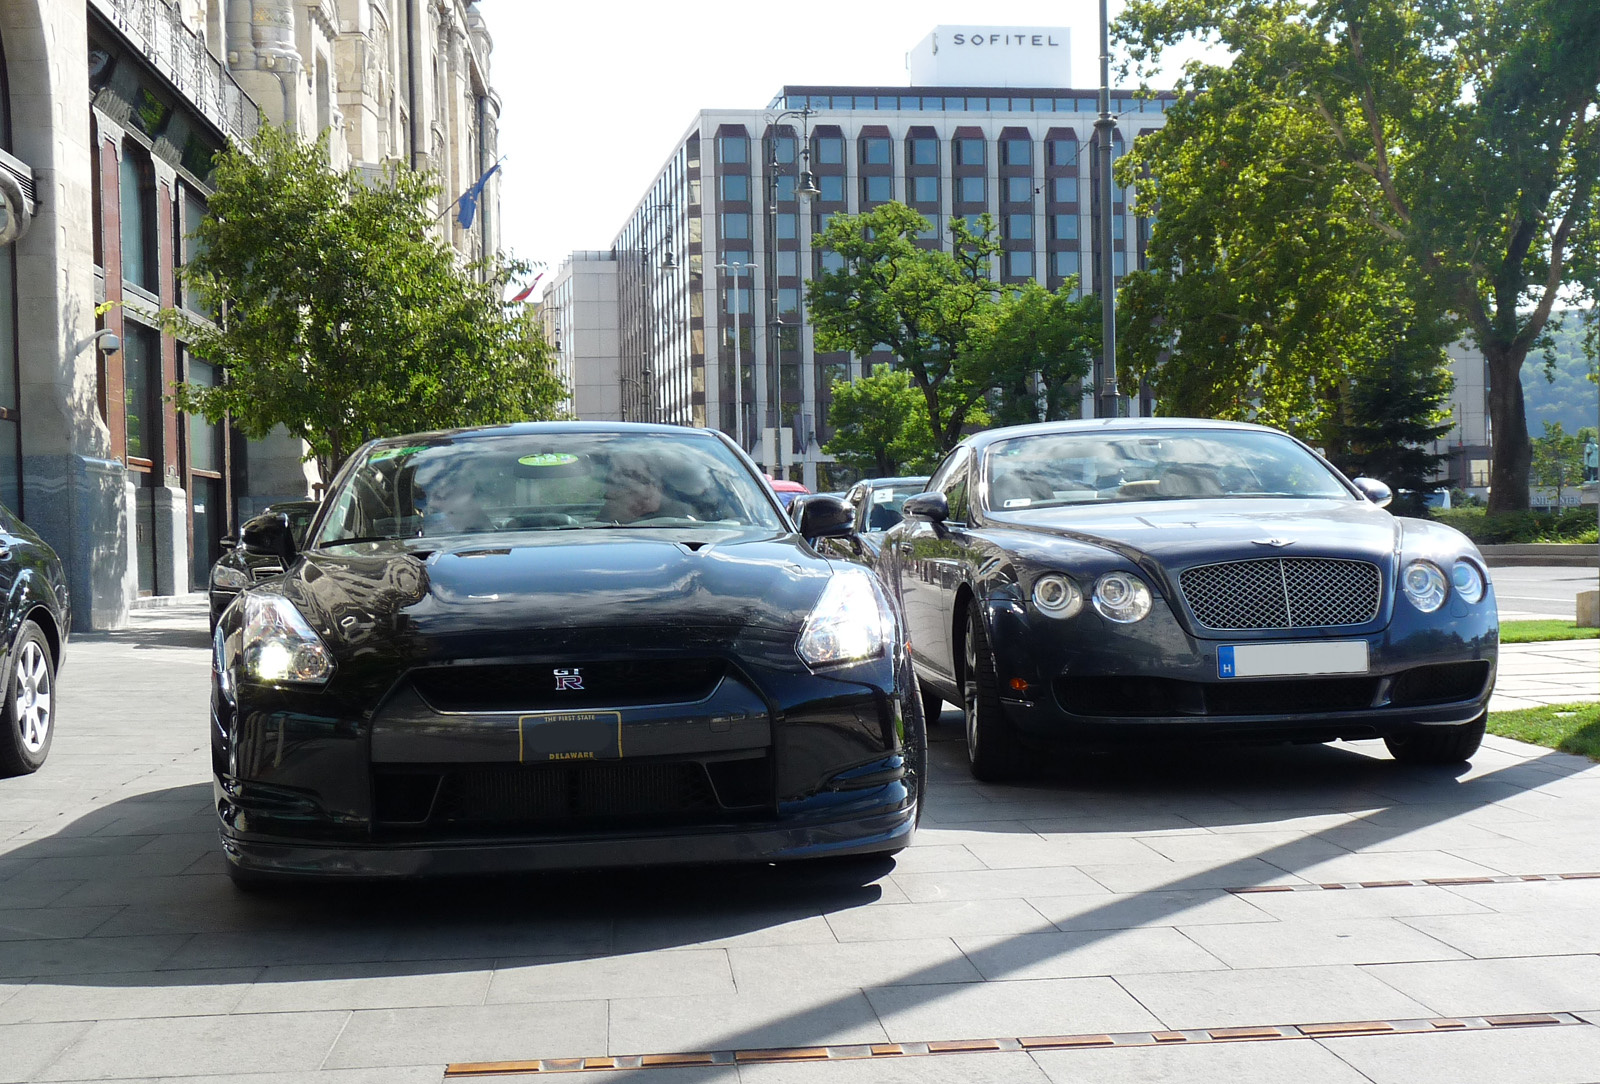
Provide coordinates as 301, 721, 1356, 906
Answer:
767, 477, 810, 510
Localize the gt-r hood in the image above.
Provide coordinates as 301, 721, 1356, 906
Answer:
988, 498, 1403, 569
280, 528, 833, 660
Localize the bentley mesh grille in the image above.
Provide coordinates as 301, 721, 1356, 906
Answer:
1179, 557, 1382, 631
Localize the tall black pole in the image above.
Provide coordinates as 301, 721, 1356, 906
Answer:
1095, 0, 1119, 419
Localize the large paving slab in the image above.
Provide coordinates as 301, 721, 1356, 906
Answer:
1, 604, 1599, 1082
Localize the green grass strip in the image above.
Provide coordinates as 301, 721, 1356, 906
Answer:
1500, 620, 1600, 643
1488, 703, 1600, 760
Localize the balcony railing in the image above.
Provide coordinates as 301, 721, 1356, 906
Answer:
89, 0, 261, 145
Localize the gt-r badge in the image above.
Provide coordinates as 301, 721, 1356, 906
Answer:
554, 668, 584, 691
1251, 538, 1294, 547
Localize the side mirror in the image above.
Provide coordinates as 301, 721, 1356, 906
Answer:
219, 537, 237, 551
1352, 477, 1393, 508
901, 492, 949, 523
240, 512, 298, 564
795, 494, 855, 540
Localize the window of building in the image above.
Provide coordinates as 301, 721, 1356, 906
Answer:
1006, 176, 1033, 203
119, 141, 157, 293
815, 135, 843, 164
1006, 213, 1033, 240
1049, 138, 1078, 166
955, 137, 985, 166
957, 176, 986, 204
187, 358, 222, 474
862, 137, 891, 165
960, 212, 988, 237
817, 250, 845, 274
1052, 213, 1078, 241
720, 212, 750, 239
724, 287, 752, 314
815, 211, 838, 234
910, 137, 938, 165
1113, 250, 1127, 278
1007, 250, 1034, 278
779, 287, 800, 314
1113, 215, 1125, 241
122, 322, 159, 464
776, 213, 799, 239
1003, 138, 1032, 166
179, 189, 210, 315
777, 250, 799, 277
773, 135, 796, 164
863, 175, 892, 203
912, 175, 938, 204
1052, 250, 1080, 277
719, 173, 748, 201
1051, 176, 1076, 203
718, 134, 747, 163
916, 214, 941, 240
818, 174, 844, 202
774, 174, 795, 201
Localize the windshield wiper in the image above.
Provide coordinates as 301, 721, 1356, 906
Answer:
317, 534, 416, 546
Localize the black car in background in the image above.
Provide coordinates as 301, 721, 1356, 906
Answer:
879, 419, 1497, 780
812, 476, 931, 566
208, 501, 318, 629
0, 503, 70, 777
210, 423, 923, 884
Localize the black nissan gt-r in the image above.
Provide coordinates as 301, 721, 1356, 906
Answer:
880, 418, 1498, 781
209, 423, 923, 884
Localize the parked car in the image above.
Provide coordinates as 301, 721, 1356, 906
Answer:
766, 476, 810, 509
877, 418, 1498, 781
0, 503, 70, 777
209, 423, 923, 885
208, 501, 319, 629
810, 476, 931, 565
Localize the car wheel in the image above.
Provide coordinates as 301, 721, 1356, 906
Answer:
0, 622, 55, 777
919, 680, 946, 726
1384, 715, 1486, 765
902, 664, 928, 829
962, 603, 1025, 782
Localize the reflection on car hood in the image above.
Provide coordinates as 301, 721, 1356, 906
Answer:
285, 528, 832, 653
990, 498, 1403, 567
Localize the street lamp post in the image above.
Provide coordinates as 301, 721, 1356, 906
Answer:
762, 106, 821, 474
1095, 0, 1120, 420
620, 368, 654, 423
714, 261, 756, 450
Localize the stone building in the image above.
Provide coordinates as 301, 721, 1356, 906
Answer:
0, 0, 499, 630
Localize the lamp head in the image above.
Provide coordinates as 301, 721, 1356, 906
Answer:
797, 170, 822, 199
660, 248, 678, 271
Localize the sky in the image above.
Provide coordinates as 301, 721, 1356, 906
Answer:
474, 0, 1210, 294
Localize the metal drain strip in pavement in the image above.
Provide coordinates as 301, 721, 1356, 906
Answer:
1231, 871, 1600, 894
442, 1012, 1585, 1076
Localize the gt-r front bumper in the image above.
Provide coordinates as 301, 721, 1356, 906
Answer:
979, 590, 1498, 746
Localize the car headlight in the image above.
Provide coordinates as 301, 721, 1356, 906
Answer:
1402, 560, 1448, 613
1451, 559, 1485, 605
1092, 571, 1153, 623
1032, 573, 1083, 618
797, 569, 894, 669
211, 564, 251, 590
242, 593, 335, 685
213, 621, 235, 706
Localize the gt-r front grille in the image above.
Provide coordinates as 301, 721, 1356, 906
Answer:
409, 659, 726, 713
1179, 557, 1381, 630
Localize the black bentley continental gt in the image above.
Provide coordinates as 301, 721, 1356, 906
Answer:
881, 419, 1498, 781
0, 502, 69, 777
209, 423, 922, 884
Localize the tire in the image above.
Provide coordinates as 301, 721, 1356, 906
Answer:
919, 680, 946, 726
1384, 715, 1486, 765
961, 603, 1026, 782
0, 621, 55, 777
903, 665, 928, 829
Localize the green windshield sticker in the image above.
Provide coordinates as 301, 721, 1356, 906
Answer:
518, 453, 580, 467
368, 445, 429, 463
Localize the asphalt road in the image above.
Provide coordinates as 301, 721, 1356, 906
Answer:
2, 604, 1599, 1083
1490, 565, 1598, 621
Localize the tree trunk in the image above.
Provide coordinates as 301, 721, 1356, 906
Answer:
1484, 341, 1532, 513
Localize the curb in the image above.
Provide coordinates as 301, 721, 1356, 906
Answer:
1480, 543, 1598, 568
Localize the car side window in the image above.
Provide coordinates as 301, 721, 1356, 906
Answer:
930, 449, 972, 525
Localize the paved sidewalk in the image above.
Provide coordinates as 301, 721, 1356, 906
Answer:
1489, 641, 1600, 711
2, 604, 1600, 1083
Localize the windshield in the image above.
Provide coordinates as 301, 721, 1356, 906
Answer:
313, 431, 783, 545
983, 429, 1353, 510
862, 483, 929, 531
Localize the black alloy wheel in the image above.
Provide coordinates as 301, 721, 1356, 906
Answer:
962, 603, 1026, 782
1384, 714, 1486, 765
0, 621, 55, 777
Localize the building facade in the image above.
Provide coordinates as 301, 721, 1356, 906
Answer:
575, 33, 1171, 488
539, 252, 622, 421
0, 0, 500, 630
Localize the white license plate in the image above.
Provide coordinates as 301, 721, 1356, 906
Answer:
1217, 640, 1368, 679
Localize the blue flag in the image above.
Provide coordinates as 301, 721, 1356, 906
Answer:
455, 161, 502, 229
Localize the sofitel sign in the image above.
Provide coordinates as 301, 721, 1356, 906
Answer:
906, 25, 1073, 89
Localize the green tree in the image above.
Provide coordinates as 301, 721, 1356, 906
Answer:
1331, 337, 1454, 512
807, 203, 1092, 454
165, 126, 566, 484
1117, 0, 1600, 512
1532, 420, 1584, 504
822, 365, 941, 477
963, 280, 1100, 427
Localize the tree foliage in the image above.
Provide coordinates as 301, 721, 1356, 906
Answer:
166, 126, 566, 484
822, 365, 942, 477
1532, 420, 1585, 503
1117, 0, 1600, 512
807, 203, 1093, 454
963, 281, 1102, 427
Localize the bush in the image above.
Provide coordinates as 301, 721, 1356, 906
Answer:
1430, 505, 1598, 544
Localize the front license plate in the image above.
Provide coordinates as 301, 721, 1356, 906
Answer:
1217, 641, 1368, 679
518, 711, 623, 763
